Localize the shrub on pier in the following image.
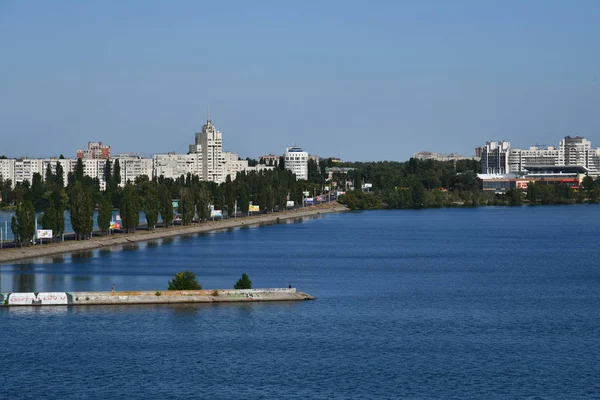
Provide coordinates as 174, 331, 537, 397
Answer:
234, 273, 252, 290
168, 270, 202, 290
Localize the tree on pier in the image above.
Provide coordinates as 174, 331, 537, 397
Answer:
168, 270, 202, 290
234, 273, 252, 290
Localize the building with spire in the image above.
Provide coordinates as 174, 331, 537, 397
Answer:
154, 112, 271, 184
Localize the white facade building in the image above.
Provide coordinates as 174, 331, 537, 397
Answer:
115, 155, 153, 185
0, 159, 15, 184
508, 146, 560, 173
196, 117, 224, 183
284, 146, 308, 180
481, 141, 510, 174
153, 153, 202, 180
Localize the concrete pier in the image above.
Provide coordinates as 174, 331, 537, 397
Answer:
0, 288, 316, 306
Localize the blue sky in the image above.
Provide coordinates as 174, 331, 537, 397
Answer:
1, 0, 598, 161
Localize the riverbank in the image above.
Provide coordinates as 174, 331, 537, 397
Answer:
0, 202, 347, 264
1, 288, 315, 306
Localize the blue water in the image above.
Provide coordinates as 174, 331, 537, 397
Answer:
1, 207, 599, 399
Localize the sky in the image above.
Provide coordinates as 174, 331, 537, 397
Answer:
0, 0, 599, 161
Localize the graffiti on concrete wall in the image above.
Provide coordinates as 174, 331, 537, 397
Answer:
6, 292, 72, 305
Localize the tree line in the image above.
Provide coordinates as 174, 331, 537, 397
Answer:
2, 158, 329, 245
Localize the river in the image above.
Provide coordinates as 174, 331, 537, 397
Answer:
1, 206, 599, 399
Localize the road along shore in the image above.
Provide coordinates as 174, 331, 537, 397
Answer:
0, 288, 316, 306
0, 202, 347, 264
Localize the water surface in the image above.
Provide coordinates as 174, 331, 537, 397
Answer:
1, 206, 599, 399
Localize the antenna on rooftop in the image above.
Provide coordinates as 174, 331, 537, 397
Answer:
207, 105, 211, 123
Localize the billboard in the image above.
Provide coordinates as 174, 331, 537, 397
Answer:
211, 209, 222, 218
286, 201, 295, 207
110, 221, 121, 230
249, 205, 260, 212
37, 229, 52, 239
305, 197, 314, 203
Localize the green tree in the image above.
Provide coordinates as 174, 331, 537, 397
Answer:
31, 172, 45, 210
234, 273, 252, 289
98, 192, 113, 235
70, 182, 94, 240
581, 176, 594, 191
45, 163, 55, 184
144, 183, 159, 230
55, 188, 68, 237
40, 197, 58, 235
168, 270, 202, 290
179, 187, 195, 225
104, 158, 112, 187
506, 189, 523, 206
160, 184, 174, 227
55, 161, 65, 187
75, 158, 84, 182
113, 159, 121, 185
120, 184, 140, 233
195, 186, 210, 222
12, 201, 36, 246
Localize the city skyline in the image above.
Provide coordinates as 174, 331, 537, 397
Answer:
1, 1, 599, 160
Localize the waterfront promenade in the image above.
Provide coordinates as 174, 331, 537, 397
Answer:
0, 202, 347, 264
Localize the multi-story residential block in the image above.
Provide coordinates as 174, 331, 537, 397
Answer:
0, 159, 15, 184
413, 151, 469, 162
222, 152, 248, 181
284, 146, 308, 180
77, 142, 111, 159
508, 146, 560, 173
13, 158, 45, 185
481, 141, 511, 174
153, 153, 202, 180
115, 155, 153, 185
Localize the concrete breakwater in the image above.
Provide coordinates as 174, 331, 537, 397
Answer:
0, 288, 316, 306
0, 202, 347, 264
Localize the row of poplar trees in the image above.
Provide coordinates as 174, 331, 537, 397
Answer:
7, 157, 325, 244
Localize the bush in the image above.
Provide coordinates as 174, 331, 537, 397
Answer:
168, 270, 202, 290
234, 273, 252, 290
155, 291, 162, 296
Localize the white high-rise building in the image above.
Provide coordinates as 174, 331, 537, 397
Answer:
481, 141, 510, 174
559, 136, 592, 167
284, 146, 308, 180
196, 116, 224, 183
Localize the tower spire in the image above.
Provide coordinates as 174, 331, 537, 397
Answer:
207, 105, 211, 123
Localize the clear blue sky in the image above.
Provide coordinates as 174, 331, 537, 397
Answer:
1, 0, 598, 161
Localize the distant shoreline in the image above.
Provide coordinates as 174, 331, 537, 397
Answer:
0, 202, 347, 264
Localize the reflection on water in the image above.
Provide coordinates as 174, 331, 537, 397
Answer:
122, 243, 139, 252
71, 251, 94, 261
162, 237, 174, 246
52, 256, 65, 264
13, 267, 35, 292
98, 248, 112, 257
147, 240, 159, 248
